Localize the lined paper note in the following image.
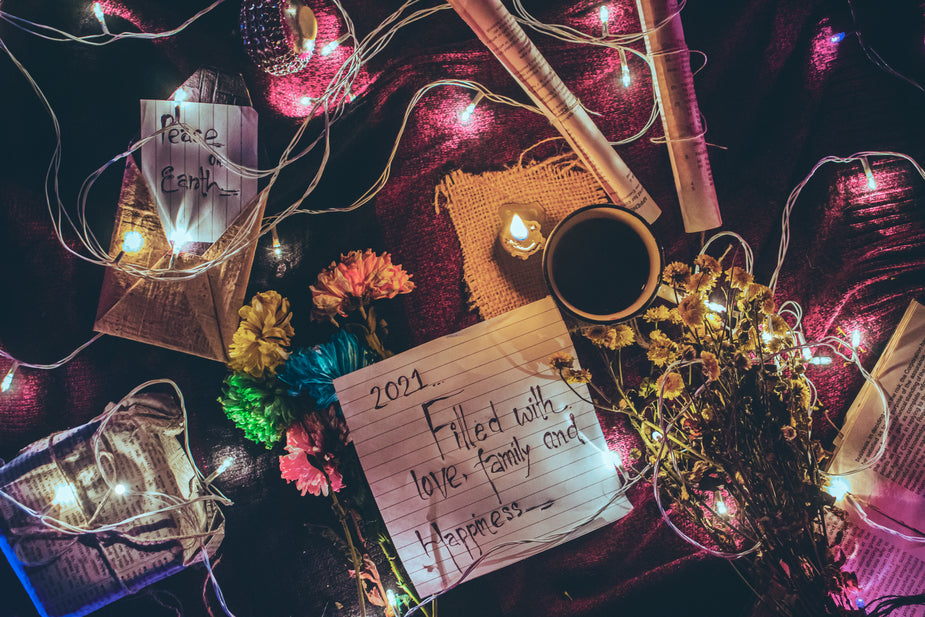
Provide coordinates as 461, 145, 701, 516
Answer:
334, 297, 632, 598
140, 100, 258, 244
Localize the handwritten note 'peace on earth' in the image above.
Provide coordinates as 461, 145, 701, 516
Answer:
335, 297, 632, 598
140, 100, 258, 244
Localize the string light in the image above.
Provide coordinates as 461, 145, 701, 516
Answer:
113, 483, 127, 496
459, 91, 485, 124
270, 227, 283, 258
715, 498, 728, 516
386, 589, 398, 613
851, 328, 861, 348
91, 2, 106, 29
299, 95, 313, 106
1, 362, 18, 393
618, 47, 631, 87
205, 457, 234, 485
860, 156, 876, 189
705, 301, 726, 313
598, 5, 609, 36
121, 230, 144, 254
825, 476, 851, 501
320, 34, 349, 56
172, 87, 189, 104
830, 32, 846, 44
52, 484, 77, 507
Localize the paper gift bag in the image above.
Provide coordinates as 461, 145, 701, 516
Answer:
0, 391, 225, 617
94, 156, 264, 362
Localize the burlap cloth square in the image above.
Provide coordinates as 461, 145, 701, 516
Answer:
435, 150, 608, 320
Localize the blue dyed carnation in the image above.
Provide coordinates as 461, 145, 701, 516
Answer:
278, 330, 373, 407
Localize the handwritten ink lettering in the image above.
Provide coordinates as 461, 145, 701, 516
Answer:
513, 385, 567, 426
415, 501, 524, 567
421, 389, 465, 460
410, 464, 467, 501
542, 413, 586, 450
159, 166, 239, 197
371, 368, 425, 409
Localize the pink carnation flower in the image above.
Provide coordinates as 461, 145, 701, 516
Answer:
279, 419, 345, 497
310, 249, 414, 320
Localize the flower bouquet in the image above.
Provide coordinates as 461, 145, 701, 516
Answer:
218, 249, 424, 616
549, 250, 892, 617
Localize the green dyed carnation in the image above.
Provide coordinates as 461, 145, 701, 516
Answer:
218, 372, 295, 448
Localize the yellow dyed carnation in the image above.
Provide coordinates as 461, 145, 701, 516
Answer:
228, 291, 295, 378
657, 372, 685, 399
643, 305, 672, 323
678, 294, 707, 328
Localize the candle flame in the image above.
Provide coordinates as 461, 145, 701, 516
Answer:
510, 214, 529, 241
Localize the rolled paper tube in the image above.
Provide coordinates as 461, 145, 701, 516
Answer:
446, 0, 661, 223
636, 0, 722, 232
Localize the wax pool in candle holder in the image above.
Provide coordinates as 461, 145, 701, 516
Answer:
498, 202, 546, 260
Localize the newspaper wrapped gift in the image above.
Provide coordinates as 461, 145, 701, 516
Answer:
0, 392, 224, 617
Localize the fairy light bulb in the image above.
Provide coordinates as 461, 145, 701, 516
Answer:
509, 214, 529, 242
601, 449, 623, 469
621, 63, 631, 87
321, 34, 348, 56
825, 476, 851, 501
651, 430, 663, 442
851, 328, 861, 348
121, 230, 144, 254
830, 32, 845, 44
168, 228, 190, 254
53, 484, 77, 507
459, 91, 484, 125
715, 499, 728, 515
598, 5, 609, 23
386, 589, 398, 612
300, 95, 313, 106
1, 363, 18, 393
861, 157, 876, 190
172, 87, 189, 104
809, 356, 832, 366
92, 2, 106, 24
205, 457, 235, 484
113, 483, 127, 496
705, 301, 726, 313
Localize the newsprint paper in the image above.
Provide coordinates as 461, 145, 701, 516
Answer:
829, 300, 925, 616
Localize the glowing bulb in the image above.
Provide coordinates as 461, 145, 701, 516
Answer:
172, 88, 189, 104
53, 484, 77, 507
601, 449, 623, 469
705, 301, 726, 313
809, 356, 832, 365
830, 32, 845, 44
459, 102, 477, 124
386, 589, 398, 611
598, 5, 609, 23
168, 228, 190, 254
509, 214, 529, 242
300, 96, 313, 107
715, 499, 728, 515
621, 63, 631, 87
651, 430, 663, 442
320, 40, 339, 56
301, 39, 315, 55
113, 483, 127, 496
851, 329, 861, 348
286, 6, 297, 16
92, 2, 106, 23
121, 230, 144, 254
1, 364, 16, 393
825, 476, 850, 501
802, 347, 813, 361
855, 597, 866, 609
860, 157, 876, 190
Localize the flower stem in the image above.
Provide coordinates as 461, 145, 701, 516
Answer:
379, 538, 430, 617
331, 491, 367, 617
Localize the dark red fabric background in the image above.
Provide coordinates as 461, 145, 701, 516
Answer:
2, 0, 924, 616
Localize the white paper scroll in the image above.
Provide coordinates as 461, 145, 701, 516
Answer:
334, 297, 633, 598
140, 100, 258, 244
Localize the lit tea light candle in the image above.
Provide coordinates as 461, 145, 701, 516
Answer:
498, 203, 545, 260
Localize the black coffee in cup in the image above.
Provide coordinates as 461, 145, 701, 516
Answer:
543, 205, 662, 323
